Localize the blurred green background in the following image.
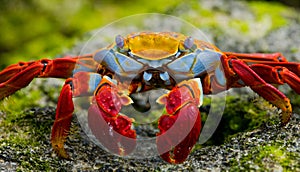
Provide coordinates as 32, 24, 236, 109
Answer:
0, 0, 299, 69
0, 0, 184, 68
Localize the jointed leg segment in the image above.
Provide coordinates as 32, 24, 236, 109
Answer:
221, 52, 300, 125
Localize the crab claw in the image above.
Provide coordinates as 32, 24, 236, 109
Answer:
88, 77, 136, 156
88, 104, 136, 155
157, 104, 201, 164
156, 78, 202, 164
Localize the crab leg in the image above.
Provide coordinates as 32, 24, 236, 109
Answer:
223, 57, 292, 125
224, 52, 300, 93
156, 78, 202, 164
257, 62, 300, 76
0, 55, 98, 158
250, 64, 300, 94
224, 52, 287, 62
51, 79, 74, 158
0, 60, 45, 99
51, 70, 135, 158
0, 55, 96, 100
51, 71, 103, 158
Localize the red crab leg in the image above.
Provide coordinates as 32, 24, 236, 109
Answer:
0, 55, 98, 158
87, 76, 136, 156
0, 55, 96, 100
224, 52, 300, 80
50, 78, 74, 158
224, 52, 288, 62
50, 71, 100, 158
257, 62, 300, 76
250, 64, 300, 94
222, 56, 292, 125
156, 78, 202, 164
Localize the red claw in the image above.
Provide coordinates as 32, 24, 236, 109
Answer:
157, 104, 201, 164
88, 79, 136, 156
88, 104, 136, 156
95, 85, 122, 117
157, 79, 202, 164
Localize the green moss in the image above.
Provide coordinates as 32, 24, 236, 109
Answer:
286, 90, 300, 114
177, 1, 219, 29
0, 89, 41, 117
248, 1, 292, 30
0, 107, 55, 170
229, 20, 250, 33
224, 1, 293, 36
0, 103, 57, 170
201, 95, 276, 145
230, 144, 298, 171
190, 1, 295, 37
0, 79, 63, 170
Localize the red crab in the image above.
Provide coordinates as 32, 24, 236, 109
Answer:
0, 31, 299, 164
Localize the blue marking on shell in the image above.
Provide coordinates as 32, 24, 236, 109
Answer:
115, 53, 143, 72
167, 49, 222, 81
88, 73, 102, 93
193, 50, 222, 75
143, 71, 152, 81
94, 48, 143, 77
95, 49, 123, 74
137, 58, 171, 68
167, 53, 195, 73
94, 49, 110, 63
101, 50, 123, 74
215, 66, 226, 86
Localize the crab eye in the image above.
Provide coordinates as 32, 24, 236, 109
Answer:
115, 35, 124, 49
184, 36, 194, 49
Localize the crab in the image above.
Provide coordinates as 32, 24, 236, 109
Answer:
0, 31, 300, 164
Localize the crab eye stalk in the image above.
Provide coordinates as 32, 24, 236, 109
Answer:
184, 36, 194, 50
178, 36, 195, 53
115, 35, 125, 49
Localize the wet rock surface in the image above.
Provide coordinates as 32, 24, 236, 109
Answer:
0, 107, 299, 171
